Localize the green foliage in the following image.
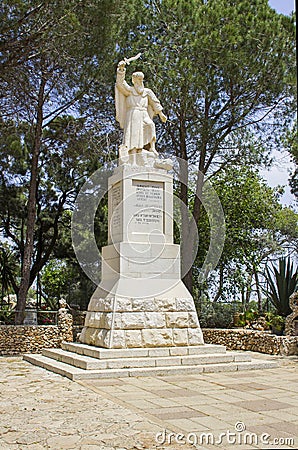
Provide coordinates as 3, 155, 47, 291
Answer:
41, 260, 70, 306
265, 311, 286, 332
0, 245, 19, 301
0, 0, 296, 311
233, 309, 285, 333
123, 0, 296, 161
0, 117, 104, 293
198, 299, 241, 328
0, 0, 138, 317
194, 167, 298, 302
0, 303, 15, 324
206, 167, 282, 262
264, 257, 298, 317
283, 123, 298, 198
40, 258, 95, 311
234, 309, 259, 327
118, 0, 296, 294
1, 0, 122, 84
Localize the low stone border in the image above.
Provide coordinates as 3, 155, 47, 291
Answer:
2, 319, 297, 356
202, 328, 298, 356
0, 307, 73, 355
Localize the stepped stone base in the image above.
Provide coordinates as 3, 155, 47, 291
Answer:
80, 280, 204, 349
24, 342, 278, 381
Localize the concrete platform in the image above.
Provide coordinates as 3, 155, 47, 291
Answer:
23, 342, 277, 380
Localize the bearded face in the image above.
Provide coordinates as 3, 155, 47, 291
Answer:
132, 75, 144, 94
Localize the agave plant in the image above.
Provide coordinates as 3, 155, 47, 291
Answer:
264, 257, 298, 317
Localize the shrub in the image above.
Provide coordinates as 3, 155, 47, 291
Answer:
199, 301, 241, 328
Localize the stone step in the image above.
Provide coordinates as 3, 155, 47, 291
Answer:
24, 354, 84, 379
61, 342, 227, 359
226, 351, 251, 362
23, 353, 277, 381
42, 348, 240, 370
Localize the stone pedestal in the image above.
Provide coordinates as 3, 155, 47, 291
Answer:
79, 164, 204, 348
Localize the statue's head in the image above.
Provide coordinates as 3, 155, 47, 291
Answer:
132, 71, 144, 86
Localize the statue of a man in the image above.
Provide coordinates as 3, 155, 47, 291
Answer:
115, 59, 167, 161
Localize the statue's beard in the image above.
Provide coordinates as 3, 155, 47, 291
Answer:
134, 83, 144, 94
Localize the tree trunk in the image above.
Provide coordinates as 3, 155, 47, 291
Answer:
245, 273, 253, 309
179, 91, 211, 296
241, 286, 245, 308
254, 268, 263, 313
181, 217, 198, 294
187, 96, 209, 292
15, 76, 45, 324
213, 264, 224, 302
178, 113, 194, 295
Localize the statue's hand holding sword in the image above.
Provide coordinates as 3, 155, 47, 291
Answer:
116, 52, 167, 125
117, 52, 142, 71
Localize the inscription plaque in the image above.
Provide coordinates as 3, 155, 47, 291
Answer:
111, 182, 122, 238
130, 180, 164, 234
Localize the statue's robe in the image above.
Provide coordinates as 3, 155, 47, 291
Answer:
115, 69, 163, 153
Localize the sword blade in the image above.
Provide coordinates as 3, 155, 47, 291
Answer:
124, 52, 142, 65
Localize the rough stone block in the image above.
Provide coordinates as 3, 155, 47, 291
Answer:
94, 329, 108, 347
154, 297, 176, 311
121, 312, 146, 329
131, 298, 157, 312
188, 328, 204, 345
142, 329, 173, 347
85, 312, 123, 330
165, 312, 189, 328
188, 312, 200, 327
84, 327, 100, 346
115, 297, 132, 312
176, 297, 196, 311
173, 328, 189, 346
102, 330, 125, 349
125, 330, 143, 348
84, 311, 100, 328
144, 312, 166, 328
78, 327, 87, 343
89, 297, 114, 312
100, 312, 122, 329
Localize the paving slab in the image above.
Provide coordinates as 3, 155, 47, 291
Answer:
0, 352, 297, 449
0, 357, 192, 450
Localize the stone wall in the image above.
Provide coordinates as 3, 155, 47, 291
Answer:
0, 308, 73, 355
202, 328, 298, 356
285, 292, 298, 336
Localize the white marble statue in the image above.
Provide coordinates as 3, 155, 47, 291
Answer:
115, 55, 167, 164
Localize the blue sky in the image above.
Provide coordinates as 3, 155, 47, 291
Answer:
268, 0, 295, 15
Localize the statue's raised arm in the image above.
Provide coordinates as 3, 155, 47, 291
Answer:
115, 54, 167, 166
